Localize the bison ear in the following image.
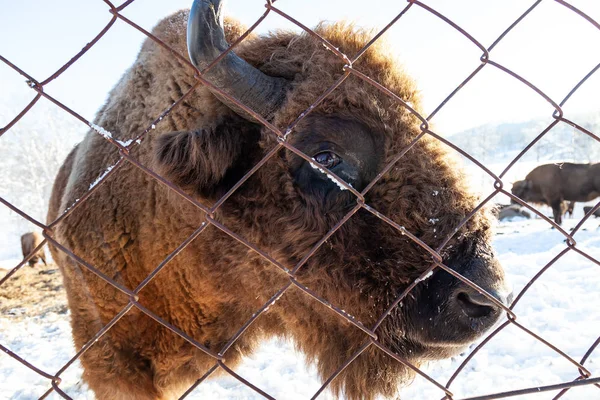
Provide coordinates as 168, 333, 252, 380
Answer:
153, 117, 261, 198
525, 180, 533, 189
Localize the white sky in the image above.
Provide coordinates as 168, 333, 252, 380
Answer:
1, 0, 599, 134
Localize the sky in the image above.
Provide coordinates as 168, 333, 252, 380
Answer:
1, 0, 599, 135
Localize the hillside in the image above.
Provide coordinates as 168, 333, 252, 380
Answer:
448, 112, 600, 165
445, 112, 600, 203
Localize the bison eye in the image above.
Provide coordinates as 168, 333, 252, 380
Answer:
314, 151, 341, 169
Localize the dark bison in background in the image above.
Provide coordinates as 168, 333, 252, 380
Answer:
512, 163, 600, 225
47, 1, 510, 399
583, 206, 600, 218
20, 232, 47, 267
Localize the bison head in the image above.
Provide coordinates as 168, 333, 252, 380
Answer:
511, 179, 541, 205
49, 1, 513, 399
147, 1, 512, 397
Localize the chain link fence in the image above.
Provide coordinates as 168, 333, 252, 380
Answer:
1, 0, 600, 399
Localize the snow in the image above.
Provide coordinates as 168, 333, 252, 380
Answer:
88, 164, 117, 190
117, 139, 134, 146
89, 123, 112, 141
0, 310, 94, 400
89, 123, 134, 147
60, 198, 80, 217
2, 215, 599, 399
309, 160, 352, 191
414, 269, 435, 283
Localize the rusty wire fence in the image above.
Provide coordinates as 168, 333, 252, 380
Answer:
1, 0, 600, 399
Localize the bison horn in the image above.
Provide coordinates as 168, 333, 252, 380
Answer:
187, 0, 289, 121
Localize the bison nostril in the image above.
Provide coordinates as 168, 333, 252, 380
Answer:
455, 291, 497, 319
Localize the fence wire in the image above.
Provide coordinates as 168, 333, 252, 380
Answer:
1, 0, 600, 399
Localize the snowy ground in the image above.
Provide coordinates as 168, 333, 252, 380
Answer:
2, 213, 600, 400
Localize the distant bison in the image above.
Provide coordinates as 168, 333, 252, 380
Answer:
495, 204, 531, 221
47, 1, 510, 399
583, 206, 600, 218
512, 163, 600, 225
20, 232, 47, 267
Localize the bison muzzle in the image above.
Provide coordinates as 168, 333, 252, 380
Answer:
47, 1, 510, 399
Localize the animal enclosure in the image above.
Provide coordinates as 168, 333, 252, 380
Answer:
1, 0, 600, 399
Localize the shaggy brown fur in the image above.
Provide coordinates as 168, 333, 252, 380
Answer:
47, 9, 508, 400
512, 163, 600, 225
20, 232, 47, 267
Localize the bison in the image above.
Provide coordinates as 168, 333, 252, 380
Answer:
512, 163, 600, 225
583, 206, 600, 218
20, 231, 47, 267
494, 204, 531, 221
47, 1, 510, 399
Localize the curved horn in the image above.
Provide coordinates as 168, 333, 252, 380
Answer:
187, 0, 289, 121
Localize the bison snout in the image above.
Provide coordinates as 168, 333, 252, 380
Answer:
453, 286, 512, 319
448, 253, 512, 330
410, 249, 512, 347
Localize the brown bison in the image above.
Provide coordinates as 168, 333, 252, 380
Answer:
20, 231, 47, 267
47, 1, 510, 399
512, 163, 600, 225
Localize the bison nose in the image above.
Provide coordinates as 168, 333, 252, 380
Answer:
453, 286, 512, 319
